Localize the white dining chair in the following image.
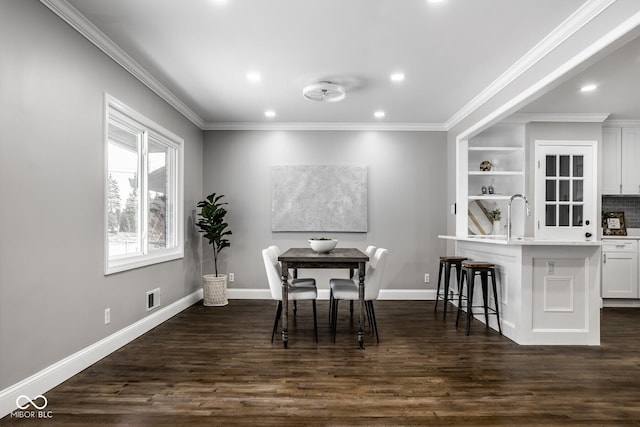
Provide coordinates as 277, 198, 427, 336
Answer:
329, 248, 388, 343
262, 247, 318, 342
329, 245, 377, 323
269, 245, 315, 316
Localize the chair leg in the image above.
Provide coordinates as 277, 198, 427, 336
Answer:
271, 301, 282, 343
367, 300, 379, 343
293, 300, 297, 317
332, 299, 339, 343
329, 290, 334, 326
364, 300, 371, 332
312, 300, 318, 343
350, 300, 354, 318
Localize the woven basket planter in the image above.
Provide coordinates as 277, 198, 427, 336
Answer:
202, 274, 228, 306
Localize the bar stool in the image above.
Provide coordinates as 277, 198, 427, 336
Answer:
455, 261, 502, 335
434, 256, 467, 320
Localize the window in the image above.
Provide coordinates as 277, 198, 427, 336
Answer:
105, 94, 183, 274
535, 141, 595, 241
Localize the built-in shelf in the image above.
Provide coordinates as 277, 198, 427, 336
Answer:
468, 195, 512, 200
458, 122, 527, 237
468, 171, 524, 176
468, 146, 523, 151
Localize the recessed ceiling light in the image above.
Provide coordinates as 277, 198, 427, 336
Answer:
581, 84, 597, 92
264, 110, 276, 118
428, 0, 446, 3
246, 72, 262, 82
390, 73, 405, 82
374, 111, 386, 119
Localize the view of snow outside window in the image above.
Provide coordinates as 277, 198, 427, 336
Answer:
107, 125, 170, 258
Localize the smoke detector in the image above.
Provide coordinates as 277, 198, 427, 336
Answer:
302, 81, 346, 103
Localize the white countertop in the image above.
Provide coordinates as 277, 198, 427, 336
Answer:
439, 235, 602, 246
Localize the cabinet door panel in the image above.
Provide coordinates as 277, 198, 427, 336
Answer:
602, 128, 621, 194
602, 251, 638, 298
621, 128, 640, 194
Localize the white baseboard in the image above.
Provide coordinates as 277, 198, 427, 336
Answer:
0, 289, 203, 419
1, 287, 433, 418
228, 288, 435, 301
602, 299, 640, 308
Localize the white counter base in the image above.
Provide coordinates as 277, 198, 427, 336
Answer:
443, 237, 601, 346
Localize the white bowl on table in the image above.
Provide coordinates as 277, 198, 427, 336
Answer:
308, 239, 338, 253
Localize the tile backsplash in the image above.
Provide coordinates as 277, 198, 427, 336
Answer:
602, 196, 640, 228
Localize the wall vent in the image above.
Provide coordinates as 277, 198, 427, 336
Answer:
146, 288, 161, 311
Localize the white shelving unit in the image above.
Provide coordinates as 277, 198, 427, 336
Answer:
457, 124, 526, 236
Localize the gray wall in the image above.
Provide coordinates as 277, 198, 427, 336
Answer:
202, 130, 447, 292
0, 1, 203, 389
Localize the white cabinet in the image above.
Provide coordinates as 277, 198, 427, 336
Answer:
621, 128, 640, 194
602, 128, 621, 194
602, 126, 640, 194
602, 239, 639, 299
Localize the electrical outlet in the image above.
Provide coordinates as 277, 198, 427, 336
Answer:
104, 308, 110, 325
424, 273, 430, 283
229, 272, 235, 282
547, 261, 555, 275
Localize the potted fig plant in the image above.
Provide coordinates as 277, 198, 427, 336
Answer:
196, 193, 232, 306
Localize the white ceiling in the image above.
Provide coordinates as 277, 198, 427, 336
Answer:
54, 0, 638, 128
518, 32, 640, 122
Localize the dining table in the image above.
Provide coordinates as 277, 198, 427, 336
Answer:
277, 247, 369, 348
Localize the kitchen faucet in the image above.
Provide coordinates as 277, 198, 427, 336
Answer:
507, 194, 531, 241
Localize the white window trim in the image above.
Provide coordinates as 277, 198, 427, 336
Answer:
104, 94, 184, 275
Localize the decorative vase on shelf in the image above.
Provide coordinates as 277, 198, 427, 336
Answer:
492, 220, 502, 235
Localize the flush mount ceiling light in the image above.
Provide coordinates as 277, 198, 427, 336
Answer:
302, 81, 346, 103
581, 84, 597, 92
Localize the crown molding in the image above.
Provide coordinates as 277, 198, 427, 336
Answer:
456, 9, 640, 142
39, 0, 205, 129
603, 119, 640, 127
444, 0, 617, 131
504, 113, 610, 124
202, 122, 447, 132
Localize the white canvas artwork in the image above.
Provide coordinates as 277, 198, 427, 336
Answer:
271, 165, 368, 232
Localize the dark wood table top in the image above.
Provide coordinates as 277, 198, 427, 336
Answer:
278, 247, 368, 263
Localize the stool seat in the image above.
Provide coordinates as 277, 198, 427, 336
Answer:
456, 261, 502, 335
461, 261, 495, 268
434, 256, 468, 320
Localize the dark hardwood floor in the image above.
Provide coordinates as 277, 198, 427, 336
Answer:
4, 300, 640, 426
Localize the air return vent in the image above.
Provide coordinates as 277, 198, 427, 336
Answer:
146, 288, 161, 311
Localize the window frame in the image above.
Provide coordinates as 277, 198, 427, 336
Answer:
104, 94, 184, 275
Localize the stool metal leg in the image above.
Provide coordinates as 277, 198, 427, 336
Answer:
491, 269, 502, 335
466, 269, 475, 336
443, 262, 452, 320
456, 268, 467, 327
481, 271, 490, 328
434, 260, 444, 313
